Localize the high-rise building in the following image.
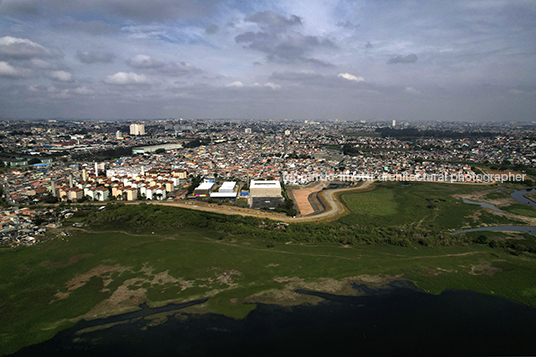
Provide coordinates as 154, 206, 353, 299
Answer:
130, 123, 146, 136
392, 120, 396, 127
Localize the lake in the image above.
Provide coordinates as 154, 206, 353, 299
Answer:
12, 281, 536, 357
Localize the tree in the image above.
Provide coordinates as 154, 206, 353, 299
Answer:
42, 194, 58, 204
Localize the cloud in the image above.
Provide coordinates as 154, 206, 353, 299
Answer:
264, 82, 280, 89
73, 86, 95, 95
48, 70, 73, 82
205, 24, 219, 34
235, 30, 336, 65
508, 89, 524, 95
0, 0, 225, 21
128, 54, 167, 68
226, 81, 243, 87
245, 11, 302, 29
0, 36, 60, 59
271, 71, 373, 90
76, 50, 114, 63
29, 58, 53, 69
235, 10, 336, 66
336, 21, 359, 30
127, 54, 200, 75
59, 20, 117, 36
0, 61, 31, 78
338, 73, 365, 82
405, 86, 421, 95
387, 53, 418, 64
104, 71, 148, 85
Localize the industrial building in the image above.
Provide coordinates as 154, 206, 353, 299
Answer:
132, 143, 183, 154
194, 181, 214, 197
250, 180, 282, 197
249, 180, 283, 209
209, 181, 238, 199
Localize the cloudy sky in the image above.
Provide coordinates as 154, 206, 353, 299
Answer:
0, 0, 535, 121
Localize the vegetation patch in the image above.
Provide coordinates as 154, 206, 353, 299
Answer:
2, 183, 536, 355
503, 203, 536, 218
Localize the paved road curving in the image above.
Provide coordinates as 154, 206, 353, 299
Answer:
139, 180, 375, 223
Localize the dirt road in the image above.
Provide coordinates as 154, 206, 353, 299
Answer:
138, 180, 375, 223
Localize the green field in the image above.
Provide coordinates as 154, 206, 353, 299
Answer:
485, 192, 508, 200
1, 184, 536, 355
503, 203, 536, 218
339, 182, 522, 230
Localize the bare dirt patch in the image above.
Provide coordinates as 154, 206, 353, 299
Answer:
53, 292, 70, 300
469, 262, 502, 276
215, 269, 242, 287
78, 278, 148, 320
275, 274, 402, 293
452, 189, 516, 208
427, 267, 457, 276
288, 181, 329, 216
250, 274, 403, 305
66, 264, 127, 291
150, 270, 194, 291
465, 209, 482, 223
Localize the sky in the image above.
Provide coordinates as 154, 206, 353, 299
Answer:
0, 0, 535, 122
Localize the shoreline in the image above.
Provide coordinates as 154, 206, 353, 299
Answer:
12, 279, 536, 357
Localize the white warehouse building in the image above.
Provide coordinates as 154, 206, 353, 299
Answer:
210, 181, 237, 198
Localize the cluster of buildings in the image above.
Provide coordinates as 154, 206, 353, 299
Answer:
0, 207, 48, 247
192, 179, 284, 208
0, 118, 535, 210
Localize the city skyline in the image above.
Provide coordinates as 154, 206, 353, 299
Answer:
1, 0, 535, 121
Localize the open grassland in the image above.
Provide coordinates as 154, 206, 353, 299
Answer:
2, 226, 536, 356
503, 203, 536, 218
485, 191, 509, 200
339, 182, 523, 230
2, 183, 536, 355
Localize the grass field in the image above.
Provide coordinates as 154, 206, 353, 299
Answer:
2, 226, 536, 355
339, 182, 522, 230
503, 203, 536, 218
485, 192, 508, 200
1, 183, 536, 355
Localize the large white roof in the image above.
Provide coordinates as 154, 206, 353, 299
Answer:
250, 180, 281, 189
196, 182, 214, 190
220, 181, 236, 190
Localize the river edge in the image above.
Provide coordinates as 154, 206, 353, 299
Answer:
11, 278, 536, 357
7, 276, 416, 356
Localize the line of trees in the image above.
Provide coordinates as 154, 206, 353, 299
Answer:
72, 202, 536, 255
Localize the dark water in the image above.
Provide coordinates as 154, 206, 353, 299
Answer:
461, 198, 505, 213
451, 225, 536, 236
511, 189, 536, 208
11, 281, 536, 357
